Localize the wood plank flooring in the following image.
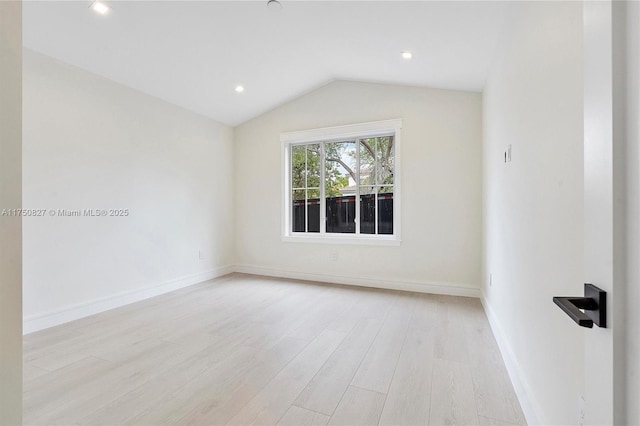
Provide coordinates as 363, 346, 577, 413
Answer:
23, 273, 525, 425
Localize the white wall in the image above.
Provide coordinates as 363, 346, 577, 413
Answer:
482, 2, 584, 424
22, 50, 235, 332
234, 80, 482, 295
0, 2, 23, 423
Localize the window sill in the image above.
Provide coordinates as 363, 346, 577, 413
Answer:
281, 234, 401, 246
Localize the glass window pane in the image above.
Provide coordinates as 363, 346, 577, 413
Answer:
325, 141, 356, 197
325, 141, 356, 234
308, 188, 320, 199
326, 195, 356, 234
292, 189, 306, 233
307, 189, 320, 233
378, 187, 394, 235
377, 136, 394, 185
307, 144, 320, 188
359, 138, 376, 185
293, 189, 306, 200
291, 145, 306, 189
360, 186, 376, 235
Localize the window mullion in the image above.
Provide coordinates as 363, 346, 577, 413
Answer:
304, 146, 308, 233
290, 145, 294, 234
320, 142, 326, 234
375, 138, 379, 235
355, 139, 360, 235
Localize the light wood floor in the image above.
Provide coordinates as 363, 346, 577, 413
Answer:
23, 274, 525, 426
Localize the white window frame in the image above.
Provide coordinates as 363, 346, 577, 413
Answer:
281, 119, 402, 246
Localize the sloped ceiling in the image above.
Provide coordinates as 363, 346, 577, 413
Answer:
23, 1, 509, 126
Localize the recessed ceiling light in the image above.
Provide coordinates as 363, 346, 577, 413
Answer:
401, 51, 413, 60
91, 1, 110, 15
235, 85, 245, 93
267, 0, 283, 10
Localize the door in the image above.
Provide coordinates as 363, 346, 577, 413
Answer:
583, 1, 625, 424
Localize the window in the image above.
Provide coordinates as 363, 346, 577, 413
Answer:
282, 119, 401, 245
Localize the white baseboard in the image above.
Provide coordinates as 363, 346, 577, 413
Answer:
235, 264, 481, 298
23, 265, 234, 334
24, 264, 478, 335
480, 291, 545, 425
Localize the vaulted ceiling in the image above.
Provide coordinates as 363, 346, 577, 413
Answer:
23, 1, 509, 126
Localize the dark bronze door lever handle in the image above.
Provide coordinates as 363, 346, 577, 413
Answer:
553, 284, 606, 328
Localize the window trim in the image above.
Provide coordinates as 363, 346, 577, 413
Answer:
281, 119, 402, 245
